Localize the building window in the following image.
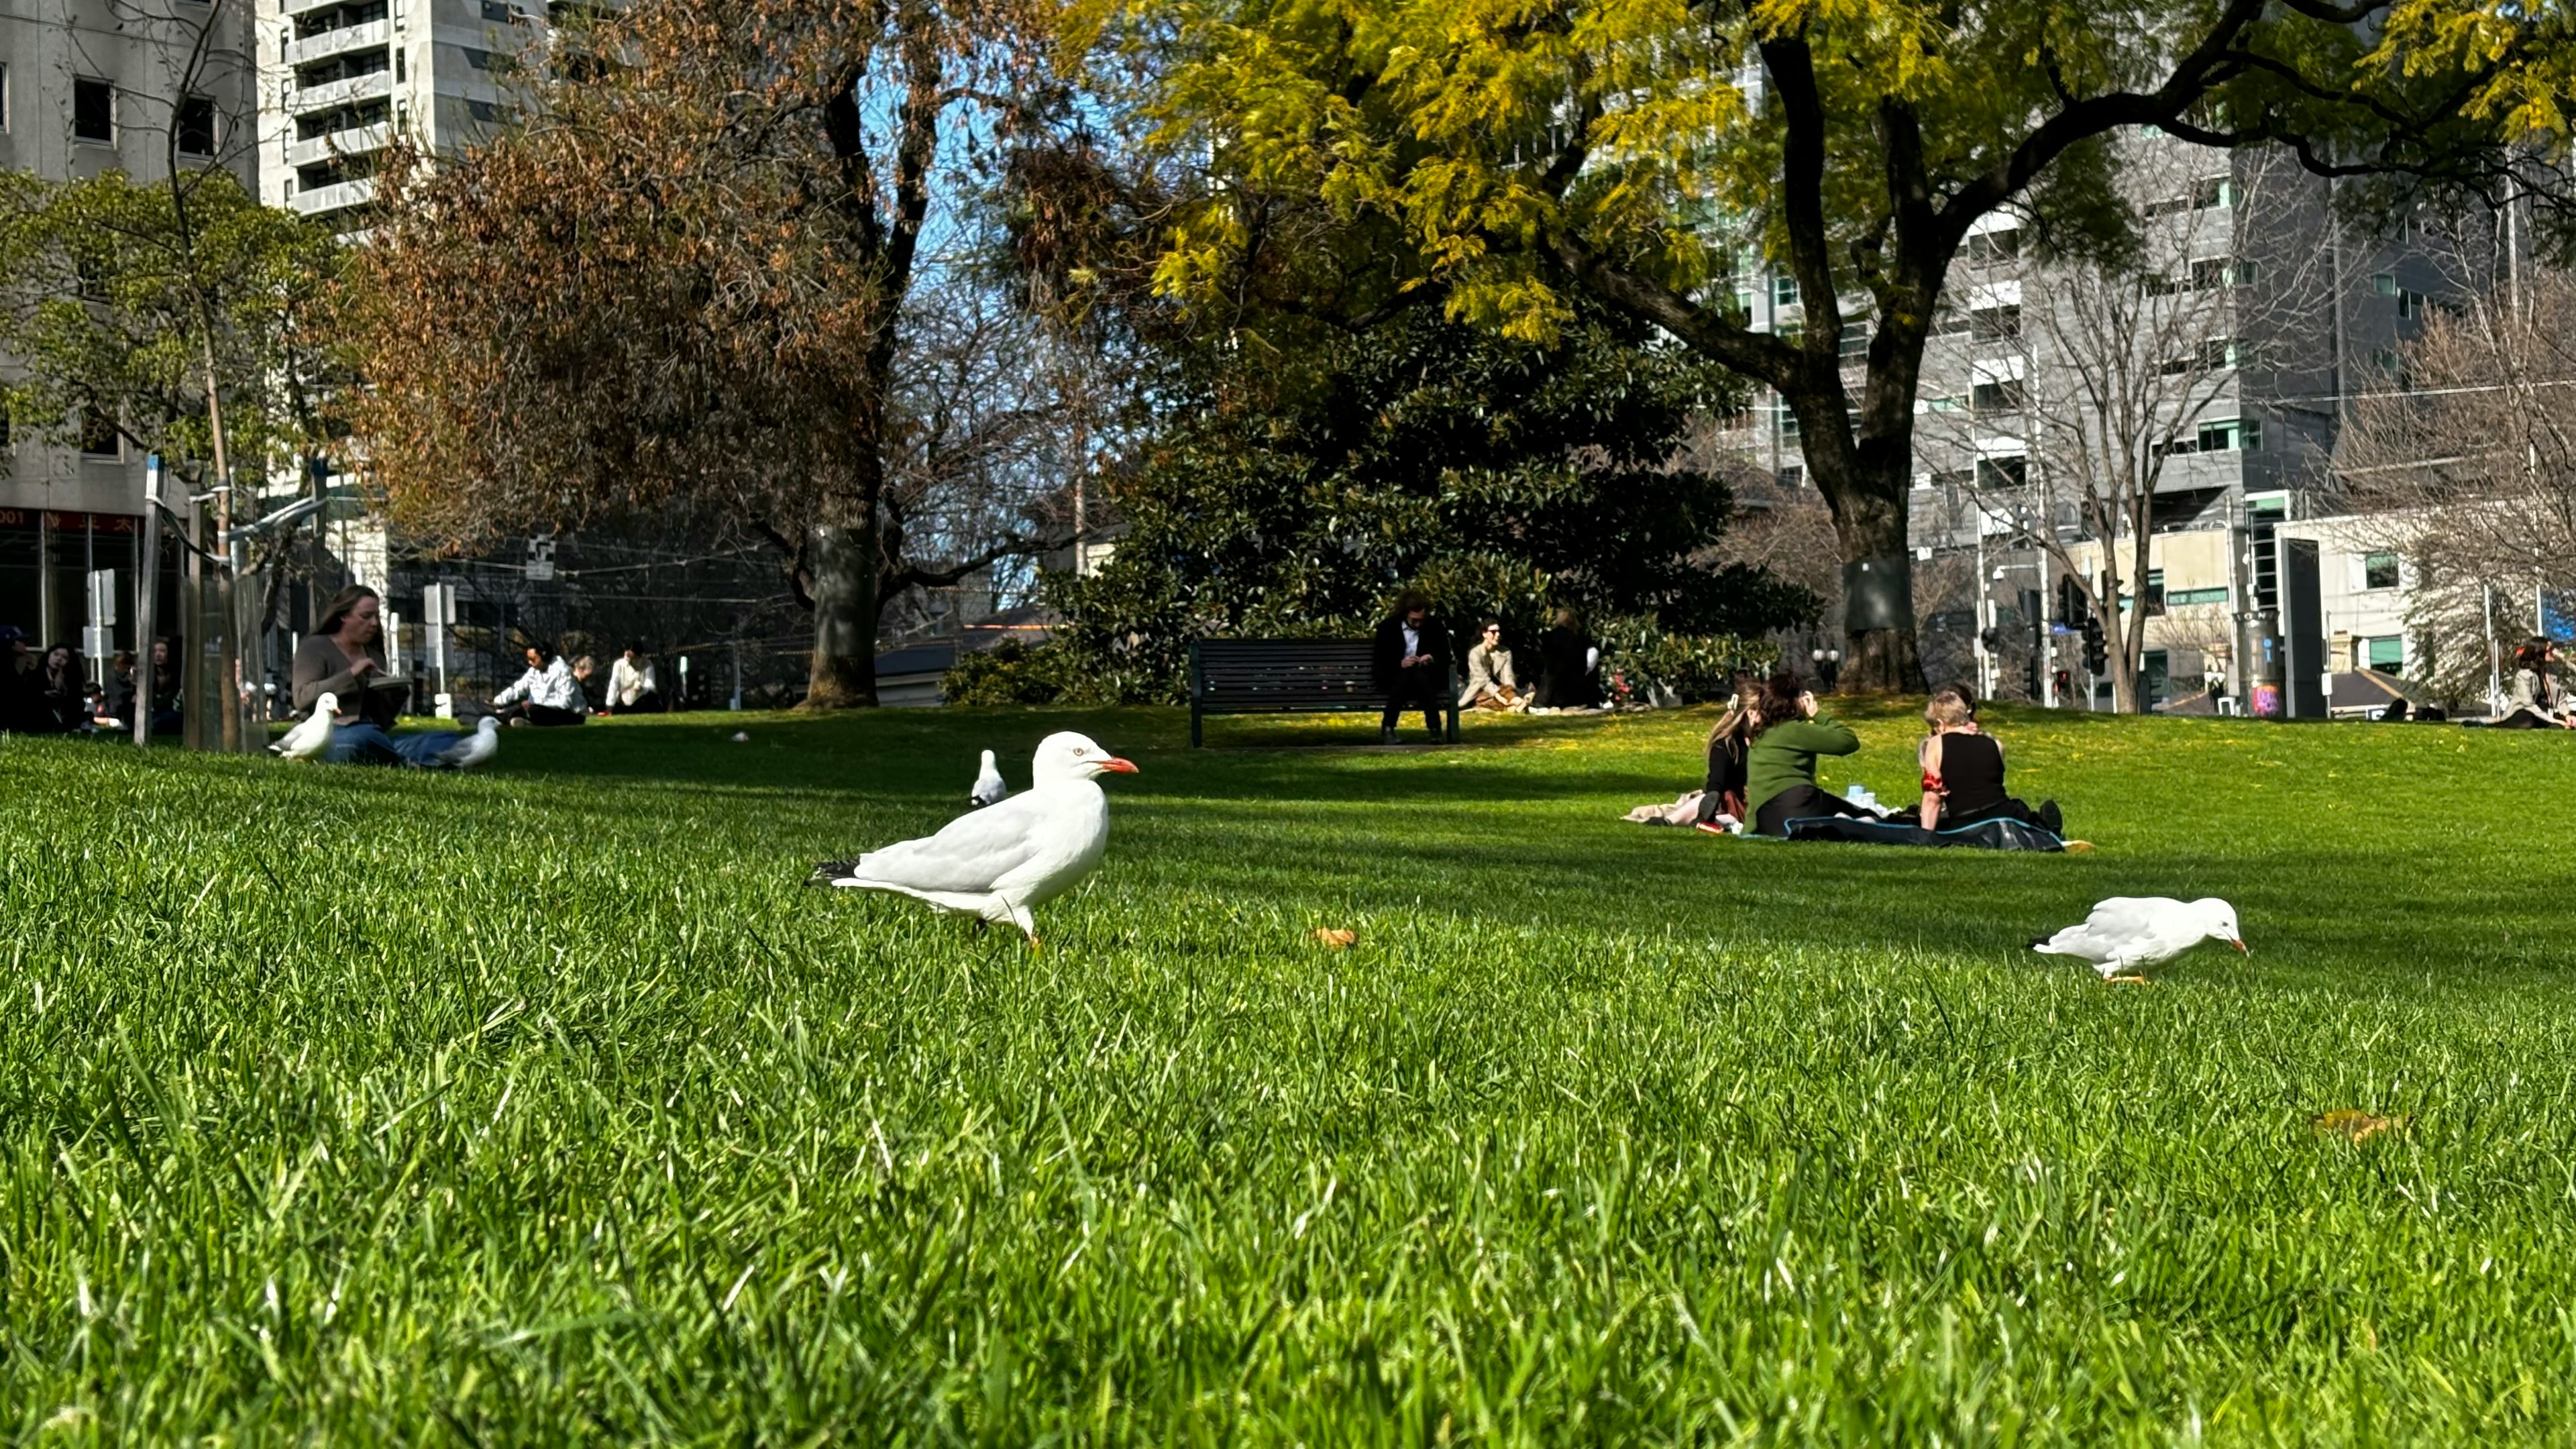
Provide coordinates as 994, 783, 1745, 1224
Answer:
2363, 551, 2400, 590
80, 409, 120, 458
1770, 275, 1799, 309
73, 77, 113, 144
1971, 378, 2025, 412
2193, 176, 2235, 209
176, 95, 216, 157
1970, 305, 2021, 343
2364, 636, 2403, 671
1966, 228, 2021, 263
2195, 417, 2260, 453
2190, 257, 2257, 290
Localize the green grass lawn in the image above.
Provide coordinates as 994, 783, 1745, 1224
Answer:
3, 701, 2571, 1443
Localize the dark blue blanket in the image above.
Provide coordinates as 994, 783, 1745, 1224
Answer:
1780, 815, 2065, 851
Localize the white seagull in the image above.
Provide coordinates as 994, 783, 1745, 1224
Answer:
810, 731, 1137, 949
269, 694, 337, 761
970, 748, 1008, 807
2033, 896, 2247, 983
437, 715, 502, 769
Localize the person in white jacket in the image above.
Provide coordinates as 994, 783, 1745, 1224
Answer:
606, 645, 659, 714
493, 645, 590, 727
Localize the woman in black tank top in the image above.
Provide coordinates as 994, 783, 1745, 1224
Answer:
1918, 686, 2063, 836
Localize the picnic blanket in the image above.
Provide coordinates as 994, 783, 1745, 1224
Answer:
1780, 814, 2066, 852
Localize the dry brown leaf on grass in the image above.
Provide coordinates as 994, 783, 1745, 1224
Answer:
1312, 928, 1358, 949
2312, 1110, 2412, 1142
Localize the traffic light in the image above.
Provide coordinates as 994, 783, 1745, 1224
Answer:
2082, 616, 2107, 674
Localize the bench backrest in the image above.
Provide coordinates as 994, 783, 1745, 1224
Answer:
1192, 639, 1387, 706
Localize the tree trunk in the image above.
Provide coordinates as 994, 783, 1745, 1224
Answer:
1817, 460, 1927, 693
802, 521, 879, 708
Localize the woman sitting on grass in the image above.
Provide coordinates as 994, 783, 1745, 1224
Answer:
1917, 686, 2063, 835
1746, 670, 1874, 837
1693, 673, 1760, 833
291, 586, 464, 767
2496, 638, 2575, 729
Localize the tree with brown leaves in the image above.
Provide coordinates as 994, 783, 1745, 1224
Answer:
347, 0, 1075, 706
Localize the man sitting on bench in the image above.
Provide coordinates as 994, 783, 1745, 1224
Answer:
1373, 590, 1452, 745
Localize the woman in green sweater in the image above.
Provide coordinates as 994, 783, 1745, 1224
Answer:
1746, 670, 1874, 837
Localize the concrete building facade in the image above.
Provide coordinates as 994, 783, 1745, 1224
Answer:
0, 0, 258, 654
1730, 127, 2528, 713
255, 0, 564, 230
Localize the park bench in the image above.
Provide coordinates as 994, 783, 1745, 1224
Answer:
1187, 639, 1460, 747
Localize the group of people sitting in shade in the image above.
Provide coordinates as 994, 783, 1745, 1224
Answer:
284, 584, 667, 766
0, 626, 184, 737
1695, 669, 2064, 839
1371, 592, 1611, 743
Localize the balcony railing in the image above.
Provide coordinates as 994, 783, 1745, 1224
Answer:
287, 121, 392, 170
289, 176, 377, 215
286, 70, 392, 115
290, 19, 391, 68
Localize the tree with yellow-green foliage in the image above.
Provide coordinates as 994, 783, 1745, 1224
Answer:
1080, 0, 2571, 688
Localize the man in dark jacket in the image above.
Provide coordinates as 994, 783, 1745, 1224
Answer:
1371, 590, 1451, 744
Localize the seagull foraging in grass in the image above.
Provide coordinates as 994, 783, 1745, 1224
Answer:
810, 731, 1137, 948
269, 694, 337, 761
970, 748, 1008, 807
2032, 896, 2247, 983
437, 715, 502, 770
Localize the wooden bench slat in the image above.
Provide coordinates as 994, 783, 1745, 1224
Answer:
1189, 638, 1460, 746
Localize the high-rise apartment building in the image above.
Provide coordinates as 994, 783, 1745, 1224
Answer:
255, 0, 559, 230
0, 1, 257, 653
1732, 129, 2524, 710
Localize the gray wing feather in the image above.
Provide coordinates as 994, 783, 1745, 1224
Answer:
845, 795, 1051, 893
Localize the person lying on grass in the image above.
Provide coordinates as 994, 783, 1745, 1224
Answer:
290, 586, 466, 767
1916, 686, 2063, 836
1746, 669, 1879, 837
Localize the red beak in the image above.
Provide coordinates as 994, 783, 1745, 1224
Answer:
1101, 757, 1139, 773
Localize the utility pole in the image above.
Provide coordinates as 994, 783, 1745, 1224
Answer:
134, 455, 162, 747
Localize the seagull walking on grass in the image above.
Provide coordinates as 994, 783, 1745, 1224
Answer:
810, 731, 1137, 948
437, 716, 502, 770
2032, 896, 2246, 983
970, 748, 1008, 807
269, 694, 337, 761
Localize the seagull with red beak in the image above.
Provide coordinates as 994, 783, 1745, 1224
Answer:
2032, 896, 2247, 983
811, 731, 1138, 949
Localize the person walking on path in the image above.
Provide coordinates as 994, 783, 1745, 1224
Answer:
1372, 590, 1452, 744
290, 586, 464, 767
